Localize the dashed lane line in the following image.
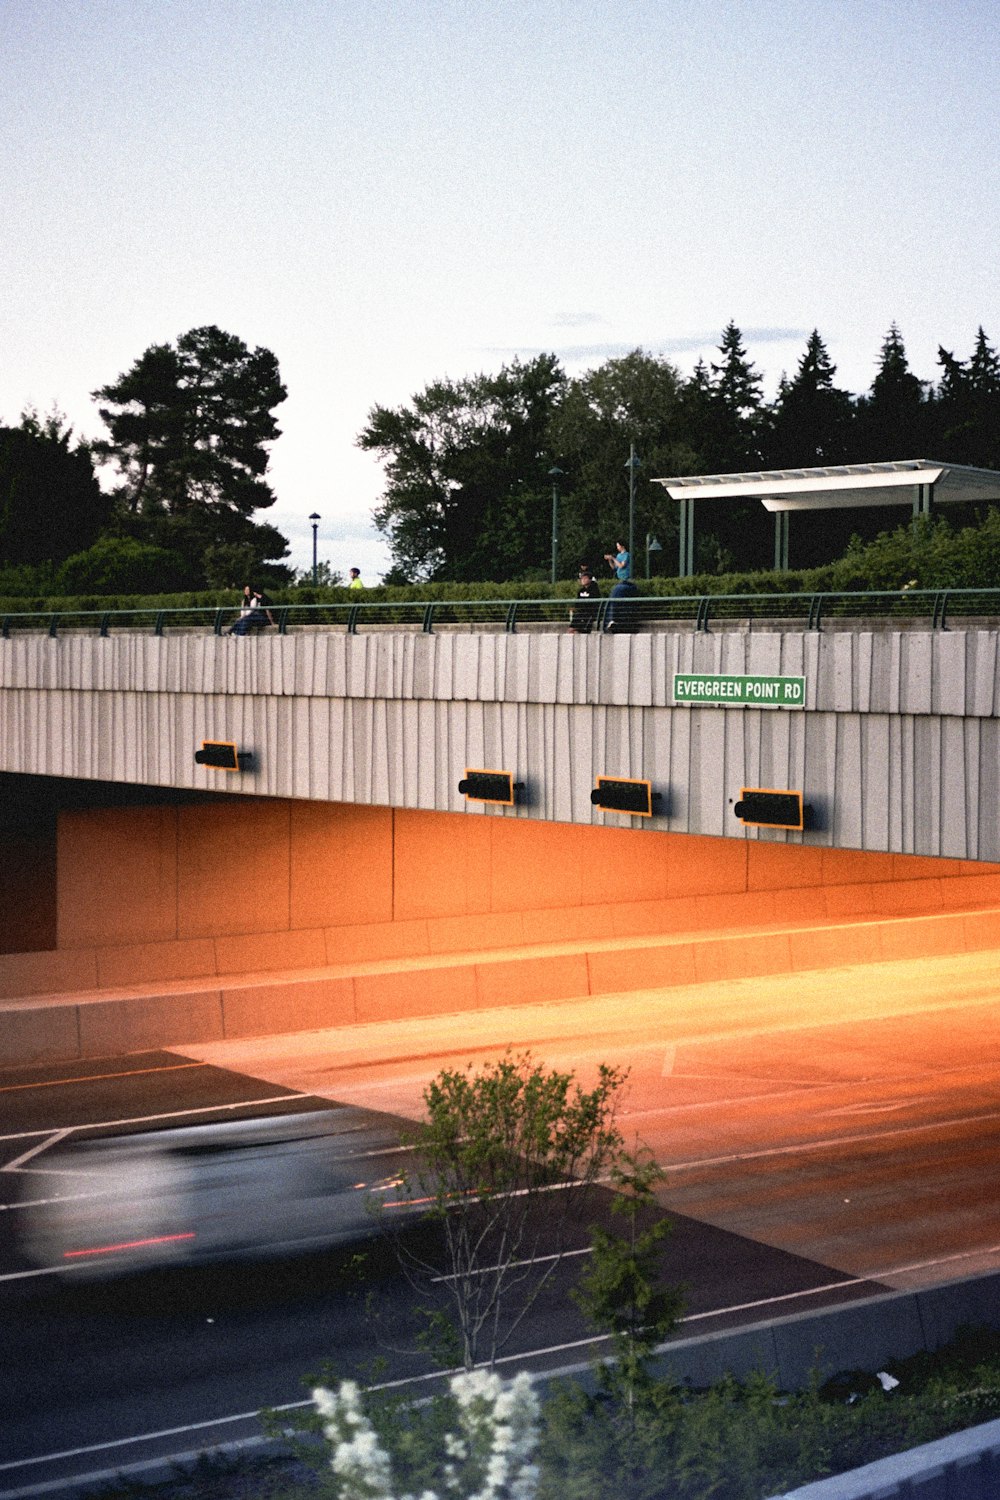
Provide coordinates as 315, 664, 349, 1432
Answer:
0, 1093, 321, 1145
0, 1062, 207, 1094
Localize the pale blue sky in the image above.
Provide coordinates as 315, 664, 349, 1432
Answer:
2, 0, 997, 580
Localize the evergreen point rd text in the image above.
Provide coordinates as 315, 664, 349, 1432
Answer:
673, 674, 806, 707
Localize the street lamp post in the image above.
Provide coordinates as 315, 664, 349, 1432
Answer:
548, 466, 563, 584
625, 445, 640, 578
308, 512, 320, 586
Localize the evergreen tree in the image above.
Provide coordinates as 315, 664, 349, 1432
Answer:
708, 320, 765, 472
933, 329, 1000, 468
688, 324, 770, 570
92, 326, 290, 584
855, 323, 929, 461
0, 409, 109, 566
766, 329, 854, 468
967, 327, 1000, 469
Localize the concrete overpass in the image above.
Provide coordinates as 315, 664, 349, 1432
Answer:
3, 618, 1000, 1063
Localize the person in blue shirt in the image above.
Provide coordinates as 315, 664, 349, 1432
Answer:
604, 540, 631, 581
603, 541, 638, 631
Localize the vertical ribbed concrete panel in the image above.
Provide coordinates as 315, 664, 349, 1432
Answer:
2, 627, 1000, 859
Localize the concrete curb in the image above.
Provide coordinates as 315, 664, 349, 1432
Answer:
7, 1268, 1000, 1499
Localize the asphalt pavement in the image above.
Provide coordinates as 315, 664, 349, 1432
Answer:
0, 1047, 881, 1496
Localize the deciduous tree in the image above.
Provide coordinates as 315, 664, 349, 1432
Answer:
392, 1051, 628, 1372
360, 355, 565, 582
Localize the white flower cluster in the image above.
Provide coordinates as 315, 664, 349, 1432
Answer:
311, 1368, 540, 1500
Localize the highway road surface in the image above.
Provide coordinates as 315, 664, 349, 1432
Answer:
3, 946, 999, 1493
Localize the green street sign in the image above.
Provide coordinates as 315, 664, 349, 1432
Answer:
673, 673, 806, 708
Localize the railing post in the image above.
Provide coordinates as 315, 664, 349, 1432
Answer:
48, 614, 59, 637
99, 613, 111, 637
154, 612, 165, 636
808, 594, 825, 631
695, 596, 711, 632
347, 605, 360, 634
932, 590, 950, 630
213, 609, 225, 636
276, 606, 289, 635
505, 603, 518, 633
422, 603, 435, 633
1, 616, 10, 638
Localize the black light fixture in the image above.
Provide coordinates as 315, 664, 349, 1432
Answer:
591, 776, 660, 817
458, 769, 523, 805
733, 788, 804, 830
624, 444, 641, 577
309, 512, 321, 585
195, 741, 253, 772
548, 466, 563, 584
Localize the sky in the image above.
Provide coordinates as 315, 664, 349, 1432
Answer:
2, 0, 997, 582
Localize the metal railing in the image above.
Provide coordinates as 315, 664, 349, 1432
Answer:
1, 587, 999, 638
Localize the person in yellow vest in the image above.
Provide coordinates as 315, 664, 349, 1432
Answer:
348, 567, 363, 590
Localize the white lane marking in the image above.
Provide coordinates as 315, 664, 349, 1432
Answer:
654, 1104, 1000, 1174
661, 1045, 676, 1077
431, 1247, 593, 1283
0, 1192, 97, 1213
0, 1271, 895, 1478
0, 1094, 321, 1145
4, 1131, 73, 1172
0, 1262, 94, 1283
824, 1100, 920, 1117
864, 1243, 1000, 1280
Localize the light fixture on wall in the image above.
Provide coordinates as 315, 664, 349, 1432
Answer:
590, 776, 660, 817
194, 741, 253, 772
458, 769, 523, 805
733, 788, 805, 830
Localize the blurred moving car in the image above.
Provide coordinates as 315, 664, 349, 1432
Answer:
16, 1107, 419, 1277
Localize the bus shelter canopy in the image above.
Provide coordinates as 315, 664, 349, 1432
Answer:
653, 460, 1000, 573
656, 460, 1000, 511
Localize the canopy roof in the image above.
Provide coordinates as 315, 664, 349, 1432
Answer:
655, 460, 1000, 512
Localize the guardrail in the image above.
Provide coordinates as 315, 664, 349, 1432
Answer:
1, 587, 999, 638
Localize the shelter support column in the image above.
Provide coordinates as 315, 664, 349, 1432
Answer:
773, 511, 790, 571
678, 497, 695, 577
913, 481, 934, 521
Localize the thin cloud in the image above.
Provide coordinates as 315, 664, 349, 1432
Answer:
489, 327, 811, 364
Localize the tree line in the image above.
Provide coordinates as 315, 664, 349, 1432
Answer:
0, 325, 293, 595
2, 320, 999, 594
362, 322, 1000, 583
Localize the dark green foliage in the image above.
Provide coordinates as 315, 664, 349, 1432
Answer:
364, 323, 1000, 587
768, 331, 854, 472
91, 326, 291, 587
545, 349, 689, 570
539, 1332, 1000, 1500
361, 354, 566, 583
55, 536, 194, 594
934, 328, 1000, 470
0, 412, 110, 566
855, 323, 930, 462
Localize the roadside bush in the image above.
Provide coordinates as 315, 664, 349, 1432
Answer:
55, 536, 194, 595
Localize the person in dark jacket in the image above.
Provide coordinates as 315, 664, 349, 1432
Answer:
569, 566, 601, 633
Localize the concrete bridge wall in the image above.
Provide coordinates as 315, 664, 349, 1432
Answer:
2, 628, 1000, 859
4, 791, 1000, 1003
